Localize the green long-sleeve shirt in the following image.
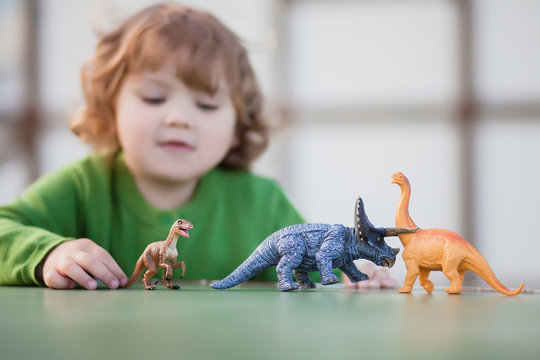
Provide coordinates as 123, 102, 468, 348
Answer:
0, 153, 304, 286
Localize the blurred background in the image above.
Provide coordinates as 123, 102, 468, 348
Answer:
1, 0, 538, 288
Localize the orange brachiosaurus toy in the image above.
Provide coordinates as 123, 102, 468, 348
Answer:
391, 171, 524, 295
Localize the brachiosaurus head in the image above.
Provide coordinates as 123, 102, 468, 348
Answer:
172, 219, 194, 238
391, 171, 410, 187
354, 197, 417, 268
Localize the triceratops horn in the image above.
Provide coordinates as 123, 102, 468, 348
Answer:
383, 227, 419, 236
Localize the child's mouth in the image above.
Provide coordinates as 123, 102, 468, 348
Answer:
159, 140, 194, 151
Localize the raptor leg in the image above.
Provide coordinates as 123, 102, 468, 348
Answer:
418, 267, 434, 293
169, 257, 186, 289
142, 256, 158, 290
339, 261, 369, 283
160, 259, 178, 290
293, 270, 316, 290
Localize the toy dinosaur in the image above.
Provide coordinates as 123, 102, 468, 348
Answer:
391, 171, 524, 295
123, 219, 193, 290
211, 197, 417, 291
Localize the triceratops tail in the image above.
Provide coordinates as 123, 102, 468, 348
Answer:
211, 240, 278, 290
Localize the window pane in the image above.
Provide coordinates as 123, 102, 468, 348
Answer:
0, 0, 25, 112
474, 118, 540, 287
475, 0, 540, 103
287, 0, 458, 107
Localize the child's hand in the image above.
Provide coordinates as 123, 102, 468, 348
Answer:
36, 238, 128, 290
343, 261, 399, 289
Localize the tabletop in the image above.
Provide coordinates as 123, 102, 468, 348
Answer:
1, 282, 539, 360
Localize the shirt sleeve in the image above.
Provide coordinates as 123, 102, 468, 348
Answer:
0, 165, 83, 286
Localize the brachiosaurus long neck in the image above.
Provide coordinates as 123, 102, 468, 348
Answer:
165, 226, 180, 249
396, 181, 418, 231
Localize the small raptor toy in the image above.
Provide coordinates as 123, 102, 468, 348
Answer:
123, 219, 193, 290
211, 197, 417, 291
391, 171, 524, 295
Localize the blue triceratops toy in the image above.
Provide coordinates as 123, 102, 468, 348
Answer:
211, 197, 417, 291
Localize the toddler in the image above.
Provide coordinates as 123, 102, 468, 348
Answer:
0, 3, 303, 289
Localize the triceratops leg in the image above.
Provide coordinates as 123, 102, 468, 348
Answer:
293, 270, 316, 290
276, 254, 303, 291
315, 243, 342, 285
339, 261, 369, 283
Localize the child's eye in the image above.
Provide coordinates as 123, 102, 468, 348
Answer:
142, 97, 166, 105
197, 102, 219, 111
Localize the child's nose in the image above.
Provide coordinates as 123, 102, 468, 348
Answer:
164, 112, 191, 128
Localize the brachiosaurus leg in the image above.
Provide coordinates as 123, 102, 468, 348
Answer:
458, 269, 466, 283
293, 270, 316, 290
399, 260, 419, 293
442, 257, 463, 294
418, 267, 434, 293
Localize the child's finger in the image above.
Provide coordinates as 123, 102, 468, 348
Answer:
73, 239, 127, 284
342, 273, 357, 288
90, 245, 128, 285
43, 268, 77, 289
72, 252, 120, 289
58, 259, 98, 290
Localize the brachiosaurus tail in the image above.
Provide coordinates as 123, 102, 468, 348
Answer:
211, 239, 279, 290
122, 255, 145, 288
463, 248, 524, 296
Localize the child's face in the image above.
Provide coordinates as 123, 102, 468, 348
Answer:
115, 63, 237, 184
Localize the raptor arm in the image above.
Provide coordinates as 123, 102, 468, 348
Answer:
339, 261, 369, 283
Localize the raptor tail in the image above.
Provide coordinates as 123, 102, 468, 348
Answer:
211, 239, 278, 289
122, 255, 145, 288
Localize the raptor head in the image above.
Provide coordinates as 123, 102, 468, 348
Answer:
173, 219, 193, 238
354, 197, 417, 267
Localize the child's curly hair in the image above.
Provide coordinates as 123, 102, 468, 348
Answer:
71, 3, 268, 169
